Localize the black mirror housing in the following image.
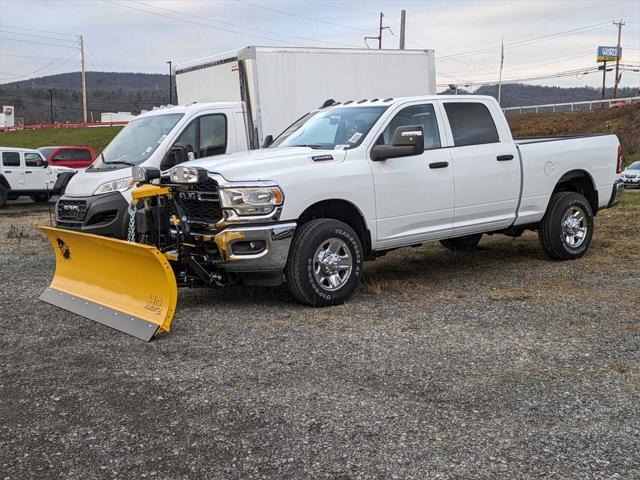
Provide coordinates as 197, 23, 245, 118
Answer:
161, 145, 189, 170
262, 135, 274, 148
370, 125, 425, 161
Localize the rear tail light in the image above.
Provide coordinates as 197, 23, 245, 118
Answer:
616, 145, 623, 174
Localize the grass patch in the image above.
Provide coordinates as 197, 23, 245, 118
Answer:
0, 126, 122, 154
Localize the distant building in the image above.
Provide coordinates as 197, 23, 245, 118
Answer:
100, 111, 135, 123
0, 105, 15, 128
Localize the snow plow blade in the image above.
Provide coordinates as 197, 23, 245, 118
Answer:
39, 226, 177, 341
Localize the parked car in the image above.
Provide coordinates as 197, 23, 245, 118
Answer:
0, 147, 76, 207
609, 100, 634, 109
620, 161, 640, 188
38, 146, 96, 169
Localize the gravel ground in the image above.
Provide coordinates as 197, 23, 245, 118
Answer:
0, 194, 639, 479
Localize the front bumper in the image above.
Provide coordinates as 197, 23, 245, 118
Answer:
621, 177, 640, 188
213, 222, 297, 272
55, 192, 129, 239
607, 180, 624, 208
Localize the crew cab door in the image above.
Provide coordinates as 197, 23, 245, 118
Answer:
369, 102, 454, 247
441, 100, 520, 230
24, 152, 52, 191
1, 151, 24, 189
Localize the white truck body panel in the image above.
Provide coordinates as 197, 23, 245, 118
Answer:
186, 95, 620, 252
175, 46, 436, 148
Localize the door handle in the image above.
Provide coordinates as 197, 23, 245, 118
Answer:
497, 154, 514, 161
25, 171, 32, 174
429, 161, 449, 169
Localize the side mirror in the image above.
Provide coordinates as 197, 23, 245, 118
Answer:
161, 145, 189, 170
262, 135, 274, 148
41, 160, 48, 168
370, 125, 425, 161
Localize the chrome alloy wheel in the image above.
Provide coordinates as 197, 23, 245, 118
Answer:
561, 206, 588, 248
313, 238, 353, 291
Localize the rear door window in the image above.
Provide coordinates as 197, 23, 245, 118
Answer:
70, 149, 92, 162
443, 102, 499, 147
2, 152, 21, 167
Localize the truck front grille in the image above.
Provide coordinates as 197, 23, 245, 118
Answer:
168, 178, 223, 231
57, 199, 87, 222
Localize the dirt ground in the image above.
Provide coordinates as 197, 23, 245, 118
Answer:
0, 192, 638, 479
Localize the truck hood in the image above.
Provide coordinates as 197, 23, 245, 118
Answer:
64, 166, 132, 197
184, 147, 347, 182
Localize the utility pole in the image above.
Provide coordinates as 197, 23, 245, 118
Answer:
613, 20, 624, 99
167, 61, 173, 104
497, 37, 504, 106
364, 12, 391, 49
48, 89, 54, 124
601, 61, 608, 100
399, 10, 406, 50
79, 35, 87, 124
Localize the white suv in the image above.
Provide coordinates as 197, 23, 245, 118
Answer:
0, 147, 75, 207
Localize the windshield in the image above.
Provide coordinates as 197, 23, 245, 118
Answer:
627, 162, 640, 171
270, 106, 387, 150
89, 113, 184, 170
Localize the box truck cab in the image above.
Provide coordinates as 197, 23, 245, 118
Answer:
56, 46, 436, 238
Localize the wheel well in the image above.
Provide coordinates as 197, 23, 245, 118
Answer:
298, 199, 373, 255
0, 174, 10, 190
553, 170, 598, 214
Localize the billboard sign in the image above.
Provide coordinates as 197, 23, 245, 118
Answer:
597, 46, 622, 62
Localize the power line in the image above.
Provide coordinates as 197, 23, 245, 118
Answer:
237, 0, 373, 34
0, 35, 77, 49
0, 47, 79, 81
0, 24, 78, 37
102, 0, 355, 48
132, 0, 356, 48
0, 27, 77, 44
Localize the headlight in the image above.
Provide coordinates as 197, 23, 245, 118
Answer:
169, 166, 209, 184
132, 165, 161, 183
219, 186, 284, 216
93, 178, 132, 195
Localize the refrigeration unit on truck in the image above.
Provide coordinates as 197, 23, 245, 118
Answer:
55, 46, 436, 239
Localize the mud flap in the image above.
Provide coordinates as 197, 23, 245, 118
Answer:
39, 226, 177, 341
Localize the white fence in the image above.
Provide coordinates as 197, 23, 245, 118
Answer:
503, 96, 640, 115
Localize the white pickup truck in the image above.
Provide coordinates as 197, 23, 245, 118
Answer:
0, 147, 75, 207
133, 95, 622, 306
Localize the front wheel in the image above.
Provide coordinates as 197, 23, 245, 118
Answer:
539, 191, 594, 260
30, 193, 51, 203
285, 218, 363, 307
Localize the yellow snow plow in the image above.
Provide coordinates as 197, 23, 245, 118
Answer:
39, 226, 178, 341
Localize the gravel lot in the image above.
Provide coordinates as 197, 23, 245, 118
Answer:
1, 193, 639, 479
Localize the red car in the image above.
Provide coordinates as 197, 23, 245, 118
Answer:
38, 146, 96, 168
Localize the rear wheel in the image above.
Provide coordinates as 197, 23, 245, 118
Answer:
285, 218, 363, 307
440, 233, 483, 251
0, 186, 7, 208
30, 193, 51, 203
539, 191, 594, 260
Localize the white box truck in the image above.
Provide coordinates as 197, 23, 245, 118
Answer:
56, 46, 435, 239
175, 46, 436, 148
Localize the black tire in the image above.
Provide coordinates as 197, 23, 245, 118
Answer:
30, 193, 51, 203
539, 191, 594, 260
285, 218, 364, 307
440, 233, 483, 251
0, 185, 7, 208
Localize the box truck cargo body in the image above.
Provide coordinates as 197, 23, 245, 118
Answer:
174, 46, 436, 149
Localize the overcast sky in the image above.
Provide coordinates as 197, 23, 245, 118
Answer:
1, 0, 639, 92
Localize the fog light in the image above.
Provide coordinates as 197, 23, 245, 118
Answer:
231, 240, 266, 255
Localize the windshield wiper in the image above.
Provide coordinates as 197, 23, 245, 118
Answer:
104, 160, 134, 166
291, 144, 327, 149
